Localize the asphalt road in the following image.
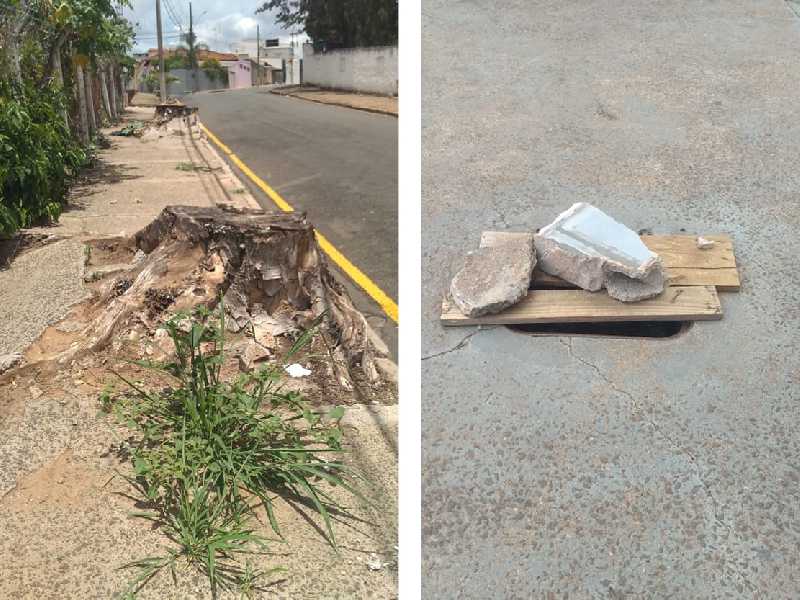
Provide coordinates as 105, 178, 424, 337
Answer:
186, 88, 398, 350
423, 1, 800, 598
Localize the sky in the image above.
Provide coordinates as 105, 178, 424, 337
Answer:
123, 0, 308, 53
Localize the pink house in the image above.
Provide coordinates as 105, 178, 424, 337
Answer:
221, 59, 252, 89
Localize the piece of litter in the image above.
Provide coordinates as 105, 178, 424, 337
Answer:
697, 236, 716, 249
366, 554, 385, 571
285, 363, 311, 378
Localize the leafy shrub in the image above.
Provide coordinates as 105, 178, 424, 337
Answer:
202, 59, 228, 84
164, 53, 190, 70
0, 82, 87, 237
142, 70, 180, 94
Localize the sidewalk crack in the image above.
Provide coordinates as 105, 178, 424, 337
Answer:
422, 327, 497, 361
558, 337, 729, 525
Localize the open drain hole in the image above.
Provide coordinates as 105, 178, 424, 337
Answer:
507, 320, 692, 338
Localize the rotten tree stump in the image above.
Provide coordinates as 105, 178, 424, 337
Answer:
21, 206, 391, 385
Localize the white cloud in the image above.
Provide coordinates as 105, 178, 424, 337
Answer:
124, 0, 298, 52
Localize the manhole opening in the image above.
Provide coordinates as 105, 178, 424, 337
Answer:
507, 320, 692, 339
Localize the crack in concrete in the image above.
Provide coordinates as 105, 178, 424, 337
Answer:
558, 337, 730, 525
557, 337, 761, 589
422, 327, 497, 361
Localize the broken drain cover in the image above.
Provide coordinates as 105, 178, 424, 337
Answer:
507, 320, 690, 338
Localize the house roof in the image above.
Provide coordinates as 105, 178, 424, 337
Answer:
145, 48, 240, 62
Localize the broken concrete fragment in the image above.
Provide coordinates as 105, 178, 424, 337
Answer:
605, 268, 666, 302
83, 263, 131, 283
0, 353, 22, 374
237, 342, 272, 372
697, 236, 716, 250
449, 233, 536, 317
534, 203, 665, 299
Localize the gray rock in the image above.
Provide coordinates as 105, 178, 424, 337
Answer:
605, 268, 666, 302
450, 234, 536, 317
535, 202, 665, 300
0, 353, 22, 374
236, 341, 272, 372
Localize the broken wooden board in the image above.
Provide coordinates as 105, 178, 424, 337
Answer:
440, 285, 722, 326
480, 232, 740, 292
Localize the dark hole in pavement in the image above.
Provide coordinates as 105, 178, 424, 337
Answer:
507, 321, 691, 338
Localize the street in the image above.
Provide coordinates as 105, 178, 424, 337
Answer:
186, 88, 398, 350
422, 0, 800, 597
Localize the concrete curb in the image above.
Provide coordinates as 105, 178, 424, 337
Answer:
191, 120, 262, 212
269, 88, 398, 117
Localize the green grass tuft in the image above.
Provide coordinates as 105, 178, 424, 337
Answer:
103, 302, 361, 598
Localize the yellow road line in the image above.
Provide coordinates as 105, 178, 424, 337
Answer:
200, 123, 399, 323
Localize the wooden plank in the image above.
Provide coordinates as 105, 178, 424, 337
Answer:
664, 267, 740, 292
441, 285, 722, 326
480, 232, 740, 291
642, 235, 735, 269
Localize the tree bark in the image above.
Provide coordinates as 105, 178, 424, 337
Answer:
119, 72, 128, 109
7, 1, 31, 88
42, 31, 68, 88
52, 47, 69, 130
84, 67, 97, 135
99, 66, 113, 122
75, 64, 89, 143
108, 63, 119, 120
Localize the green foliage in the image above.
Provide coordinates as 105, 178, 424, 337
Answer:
201, 59, 228, 84
58, 0, 134, 59
164, 53, 190, 71
104, 304, 361, 597
142, 70, 179, 94
257, 0, 398, 48
0, 0, 136, 237
0, 81, 87, 237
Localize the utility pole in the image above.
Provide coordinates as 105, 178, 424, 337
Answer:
189, 2, 197, 92
155, 0, 166, 102
256, 24, 260, 86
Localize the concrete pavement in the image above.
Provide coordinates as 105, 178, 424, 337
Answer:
186, 88, 398, 353
422, 1, 800, 597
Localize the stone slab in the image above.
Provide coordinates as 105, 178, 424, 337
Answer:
449, 233, 536, 317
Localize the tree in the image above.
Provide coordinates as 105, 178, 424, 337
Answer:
0, 0, 134, 236
201, 59, 228, 84
256, 0, 397, 49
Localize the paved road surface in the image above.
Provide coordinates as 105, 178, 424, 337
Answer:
423, 1, 800, 597
187, 88, 397, 351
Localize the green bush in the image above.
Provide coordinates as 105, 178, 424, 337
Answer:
0, 82, 87, 237
202, 59, 228, 84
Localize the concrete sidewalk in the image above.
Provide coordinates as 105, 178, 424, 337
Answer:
423, 1, 800, 598
0, 106, 398, 599
271, 85, 398, 116
0, 106, 257, 357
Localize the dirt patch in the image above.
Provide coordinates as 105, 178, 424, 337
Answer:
2, 449, 109, 511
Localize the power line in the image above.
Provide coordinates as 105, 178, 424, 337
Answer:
162, 0, 185, 35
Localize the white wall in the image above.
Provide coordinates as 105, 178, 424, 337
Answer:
302, 45, 398, 96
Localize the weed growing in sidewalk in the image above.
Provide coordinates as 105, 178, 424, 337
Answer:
175, 161, 218, 173
102, 303, 362, 598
